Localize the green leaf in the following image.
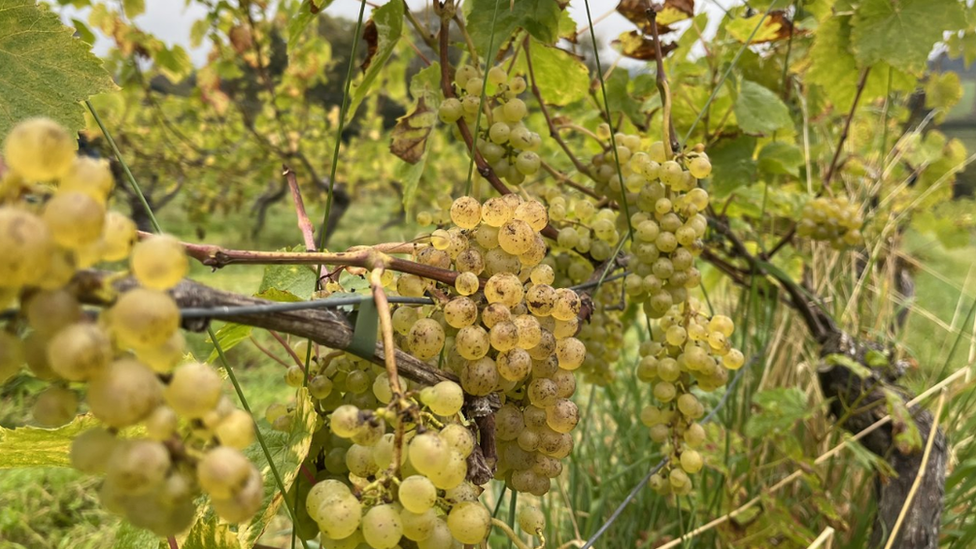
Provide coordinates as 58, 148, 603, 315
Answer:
734, 80, 792, 135
288, 0, 335, 46
707, 136, 756, 198
346, 0, 402, 122
851, 0, 966, 74
824, 353, 873, 379
757, 141, 803, 177
181, 515, 241, 549
604, 70, 645, 129
465, 0, 562, 57
883, 388, 922, 454
744, 387, 814, 438
514, 39, 590, 106
926, 71, 964, 111
0, 414, 100, 468
397, 152, 428, 215
0, 0, 117, 139
154, 45, 193, 82
258, 248, 317, 300
206, 323, 253, 363
236, 389, 318, 547
71, 18, 95, 45
122, 0, 144, 18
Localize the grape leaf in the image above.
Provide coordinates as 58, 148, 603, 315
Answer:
744, 387, 813, 438
605, 70, 646, 130
757, 141, 803, 177
390, 62, 442, 164
514, 40, 590, 106
114, 522, 166, 549
397, 150, 428, 214
707, 135, 756, 198
180, 515, 241, 549
122, 0, 144, 18
258, 247, 317, 300
464, 0, 562, 57
346, 0, 402, 122
0, 0, 117, 139
926, 71, 964, 111
726, 11, 796, 44
287, 0, 335, 45
206, 323, 253, 363
0, 414, 100, 468
734, 80, 791, 135
851, 0, 966, 74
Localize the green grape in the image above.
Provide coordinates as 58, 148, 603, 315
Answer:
440, 423, 475, 457
495, 403, 525, 440
107, 288, 180, 350
408, 432, 451, 477
653, 381, 677, 402
484, 248, 521, 276
215, 409, 255, 449
330, 404, 365, 438
3, 118, 75, 181
489, 321, 519, 352
513, 314, 542, 348
447, 501, 491, 544
455, 325, 490, 360
444, 297, 478, 328
484, 273, 524, 308
450, 196, 482, 229
46, 323, 112, 381
489, 122, 511, 144
515, 151, 540, 175
514, 201, 548, 232
497, 219, 535, 255
420, 380, 465, 416
669, 468, 690, 489
345, 443, 379, 477
545, 398, 579, 433
407, 318, 446, 360
418, 518, 458, 549
306, 479, 351, 522
0, 207, 55, 287
439, 98, 463, 123
481, 197, 515, 227
527, 329, 556, 360
525, 284, 556, 317
428, 447, 467, 489
481, 302, 511, 329
70, 427, 117, 474
708, 315, 734, 337
454, 272, 479, 296
41, 191, 105, 250
680, 449, 704, 473
554, 337, 585, 370
460, 356, 498, 396
401, 508, 437, 542
197, 446, 253, 499
131, 234, 189, 290
527, 378, 558, 407
551, 289, 581, 321
317, 493, 363, 540
60, 156, 114, 200
164, 362, 223, 419
392, 306, 418, 335
503, 98, 527, 122
24, 289, 80, 338
497, 347, 531, 381
529, 264, 554, 286
107, 439, 171, 494
0, 331, 24, 383
723, 348, 745, 369
399, 475, 437, 513
144, 405, 178, 441
210, 468, 263, 522
309, 375, 334, 399
517, 505, 545, 535
552, 367, 576, 398
88, 358, 162, 428
32, 385, 78, 427
455, 249, 485, 275
135, 330, 185, 374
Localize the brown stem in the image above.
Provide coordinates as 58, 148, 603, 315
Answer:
540, 160, 603, 200
369, 267, 403, 397
268, 330, 305, 369
647, 4, 679, 155
248, 334, 293, 368
283, 165, 317, 252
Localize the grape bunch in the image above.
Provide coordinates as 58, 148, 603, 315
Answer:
797, 195, 863, 248
438, 64, 543, 186
298, 195, 573, 548
1, 118, 263, 535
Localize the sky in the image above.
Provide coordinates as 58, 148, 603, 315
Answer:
57, 0, 734, 70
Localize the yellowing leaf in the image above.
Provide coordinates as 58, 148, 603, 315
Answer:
726, 11, 797, 44
926, 71, 964, 111
0, 414, 100, 469
514, 40, 591, 106
0, 0, 117, 139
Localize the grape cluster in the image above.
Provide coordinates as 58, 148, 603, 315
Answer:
299, 195, 571, 548
438, 64, 543, 186
797, 196, 863, 248
0, 118, 262, 535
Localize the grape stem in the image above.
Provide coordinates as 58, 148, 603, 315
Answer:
646, 3, 679, 158
368, 266, 403, 398
490, 518, 534, 549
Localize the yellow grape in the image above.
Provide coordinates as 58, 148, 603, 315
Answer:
130, 234, 189, 290
3, 118, 75, 181
60, 156, 114, 200
42, 191, 105, 249
0, 207, 55, 287
107, 288, 180, 350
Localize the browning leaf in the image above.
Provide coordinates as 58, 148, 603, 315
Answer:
361, 18, 378, 72
726, 10, 799, 44
390, 97, 436, 164
615, 0, 676, 34
660, 0, 694, 25
612, 30, 678, 60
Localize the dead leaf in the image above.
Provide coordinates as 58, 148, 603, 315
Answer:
612, 30, 678, 60
228, 25, 252, 54
660, 0, 694, 25
361, 18, 378, 73
390, 97, 437, 164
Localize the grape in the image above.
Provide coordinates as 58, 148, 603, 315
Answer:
401, 508, 437, 541
131, 234, 188, 290
108, 288, 180, 350
489, 321, 519, 352
420, 380, 465, 416
408, 432, 450, 477
440, 423, 475, 457
197, 446, 252, 499
447, 501, 491, 544
32, 385, 78, 427
449, 197, 481, 229
484, 273, 524, 308
0, 207, 55, 287
331, 404, 365, 438
684, 422, 706, 448
454, 271, 480, 296
88, 358, 162, 428
497, 219, 535, 256
444, 297, 478, 328
460, 357, 498, 395
210, 468, 263, 522
0, 332, 24, 383
454, 325, 490, 360
497, 347, 531, 381
723, 348, 745, 369
143, 405, 178, 441
513, 314, 542, 348
428, 448, 467, 489
418, 518, 457, 549
399, 475, 437, 513
25, 289, 81, 338
514, 201, 548, 232
407, 318, 446, 360
46, 323, 112, 381
503, 98, 527, 122
653, 381, 677, 402
527, 378, 558, 407
495, 403, 525, 441
481, 197, 513, 227
518, 505, 545, 535
60, 156, 114, 200
680, 449, 704, 473
215, 409, 256, 449
455, 249, 485, 275
70, 427, 117, 474
317, 494, 363, 540
107, 439, 171, 494
439, 98, 463, 123
545, 398, 579, 433
555, 337, 585, 370
481, 303, 511, 329
551, 289, 581, 321
489, 122, 511, 144
41, 191, 105, 250
164, 362, 223, 419
3, 118, 75, 181
135, 331, 185, 374
345, 443, 379, 477
306, 479, 351, 521
515, 151, 541, 175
